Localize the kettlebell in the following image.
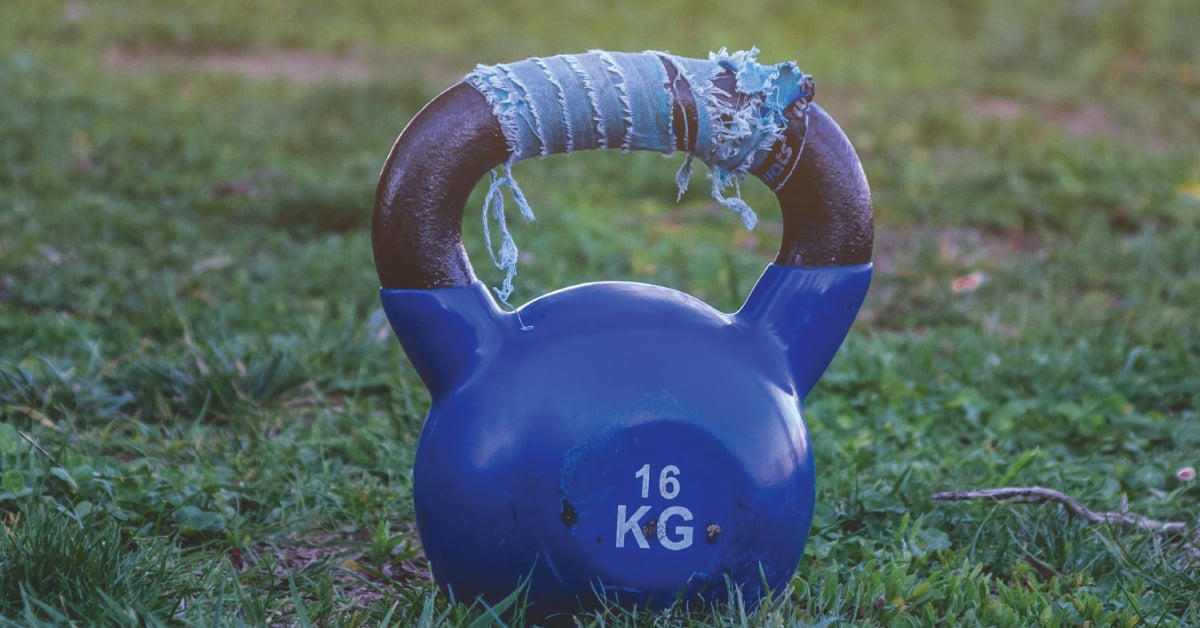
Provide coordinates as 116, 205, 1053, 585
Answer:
373, 51, 873, 619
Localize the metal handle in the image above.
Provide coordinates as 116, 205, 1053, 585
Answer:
373, 53, 874, 290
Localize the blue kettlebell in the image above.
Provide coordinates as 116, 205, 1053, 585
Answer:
373, 51, 873, 620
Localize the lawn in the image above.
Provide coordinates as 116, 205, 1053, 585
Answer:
2, 1, 1199, 625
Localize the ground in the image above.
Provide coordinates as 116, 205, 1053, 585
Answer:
1, 1, 1199, 625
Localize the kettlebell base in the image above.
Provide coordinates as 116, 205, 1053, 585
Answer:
419, 416, 813, 619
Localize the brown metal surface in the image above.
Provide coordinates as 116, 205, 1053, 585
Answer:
373, 65, 873, 289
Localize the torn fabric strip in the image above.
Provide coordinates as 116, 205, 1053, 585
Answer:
464, 48, 815, 304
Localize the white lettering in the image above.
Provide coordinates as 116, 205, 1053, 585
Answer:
635, 464, 650, 499
615, 505, 651, 548
657, 506, 694, 550
659, 465, 681, 500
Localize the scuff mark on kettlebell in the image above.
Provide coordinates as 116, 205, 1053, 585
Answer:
642, 519, 657, 539
560, 498, 578, 526
705, 523, 722, 543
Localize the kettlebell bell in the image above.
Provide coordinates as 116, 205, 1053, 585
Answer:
373, 51, 873, 619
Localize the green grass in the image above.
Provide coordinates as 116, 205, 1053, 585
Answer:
2, 0, 1199, 625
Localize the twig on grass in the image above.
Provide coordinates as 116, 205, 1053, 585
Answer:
18, 429, 64, 468
932, 486, 1196, 538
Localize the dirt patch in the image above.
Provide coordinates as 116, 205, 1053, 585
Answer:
971, 96, 1117, 139
871, 225, 1044, 276
103, 47, 373, 84
229, 527, 432, 616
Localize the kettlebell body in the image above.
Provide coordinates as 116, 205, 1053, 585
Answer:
382, 264, 870, 612
373, 50, 874, 618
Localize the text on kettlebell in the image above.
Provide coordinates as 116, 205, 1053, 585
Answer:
616, 464, 693, 550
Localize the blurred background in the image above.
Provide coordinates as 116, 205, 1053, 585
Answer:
4, 0, 1198, 298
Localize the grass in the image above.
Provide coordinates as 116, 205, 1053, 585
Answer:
2, 0, 1199, 625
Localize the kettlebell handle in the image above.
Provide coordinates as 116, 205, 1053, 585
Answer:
373, 52, 874, 290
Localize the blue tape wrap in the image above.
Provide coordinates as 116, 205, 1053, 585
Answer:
464, 48, 815, 304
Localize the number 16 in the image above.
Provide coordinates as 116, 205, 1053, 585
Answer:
635, 464, 681, 500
